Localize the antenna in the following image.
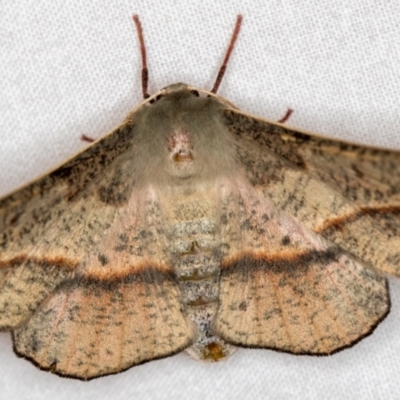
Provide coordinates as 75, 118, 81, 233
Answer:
132, 15, 150, 99
132, 14, 243, 97
211, 15, 243, 93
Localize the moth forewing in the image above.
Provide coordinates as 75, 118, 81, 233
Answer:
224, 107, 400, 277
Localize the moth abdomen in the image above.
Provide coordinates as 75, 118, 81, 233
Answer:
162, 187, 235, 362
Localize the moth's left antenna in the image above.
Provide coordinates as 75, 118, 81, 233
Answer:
211, 15, 243, 94
132, 15, 150, 99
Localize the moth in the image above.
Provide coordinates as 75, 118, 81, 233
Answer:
0, 14, 398, 381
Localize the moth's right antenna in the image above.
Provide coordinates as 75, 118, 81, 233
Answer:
132, 14, 150, 99
211, 15, 243, 94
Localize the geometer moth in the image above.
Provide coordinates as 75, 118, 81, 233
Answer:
0, 15, 396, 380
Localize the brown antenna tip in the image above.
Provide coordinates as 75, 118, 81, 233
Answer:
211, 15, 243, 94
132, 14, 150, 99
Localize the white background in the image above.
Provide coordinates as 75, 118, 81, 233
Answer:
1, 1, 400, 399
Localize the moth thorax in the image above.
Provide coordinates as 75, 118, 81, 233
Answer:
168, 128, 194, 165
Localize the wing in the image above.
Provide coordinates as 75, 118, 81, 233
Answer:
211, 108, 393, 353
223, 109, 400, 276
0, 120, 194, 379
213, 179, 389, 353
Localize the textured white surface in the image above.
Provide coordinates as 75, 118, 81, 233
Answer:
1, 1, 400, 399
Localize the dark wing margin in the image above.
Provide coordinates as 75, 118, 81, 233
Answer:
13, 267, 195, 380
215, 250, 389, 354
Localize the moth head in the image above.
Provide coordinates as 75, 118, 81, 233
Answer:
130, 84, 238, 186
142, 83, 238, 110
146, 83, 207, 106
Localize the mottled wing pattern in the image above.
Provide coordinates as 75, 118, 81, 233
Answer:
13, 268, 192, 379
217, 254, 388, 354
214, 180, 388, 353
0, 121, 194, 379
224, 109, 400, 276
